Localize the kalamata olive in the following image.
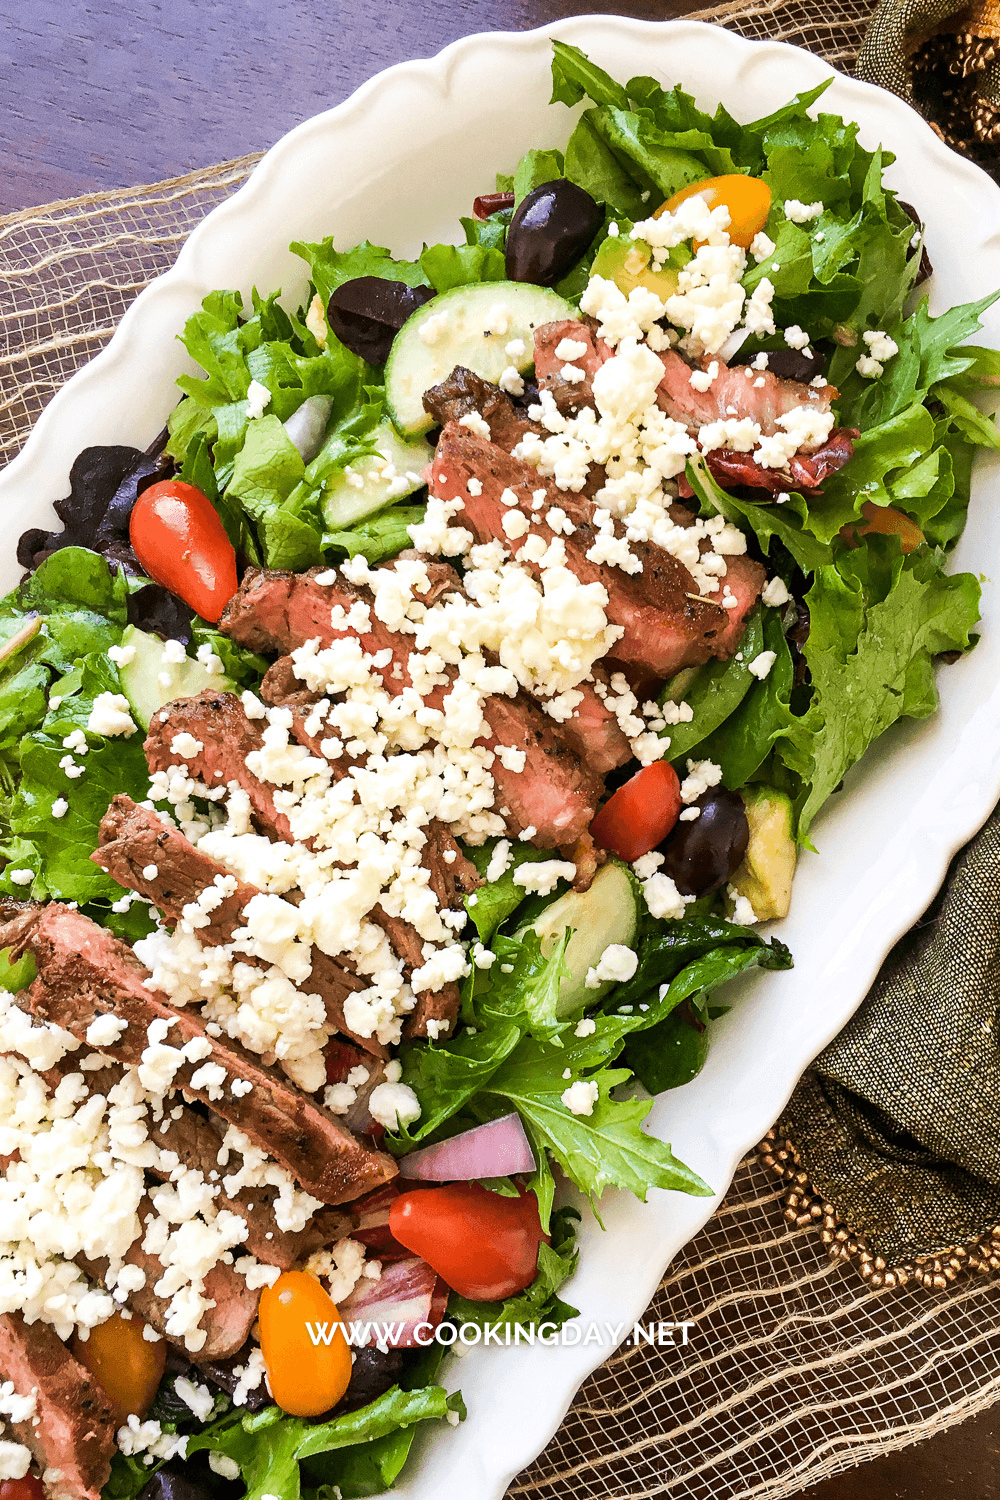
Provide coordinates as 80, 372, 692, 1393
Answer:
898, 200, 933, 282
139, 1467, 214, 1500
327, 278, 437, 365
505, 180, 604, 286
338, 1344, 405, 1411
765, 347, 827, 384
658, 787, 749, 897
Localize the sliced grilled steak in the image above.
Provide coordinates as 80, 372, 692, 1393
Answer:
0, 1310, 116, 1500
36, 1050, 322, 1269
76, 1195, 257, 1358
555, 669, 631, 777
480, 690, 602, 845
145, 1105, 324, 1268
260, 654, 320, 708
403, 985, 460, 1041
655, 348, 837, 436
422, 365, 538, 450
220, 570, 603, 847
0, 905, 396, 1205
428, 424, 731, 678
533, 316, 609, 415
145, 690, 298, 844
92, 795, 384, 1059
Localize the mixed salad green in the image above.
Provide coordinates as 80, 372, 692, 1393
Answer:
0, 39, 997, 1500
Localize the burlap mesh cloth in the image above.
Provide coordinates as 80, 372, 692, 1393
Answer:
5, 3, 1000, 1495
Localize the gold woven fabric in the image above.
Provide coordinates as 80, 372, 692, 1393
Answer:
5, 3, 1000, 1496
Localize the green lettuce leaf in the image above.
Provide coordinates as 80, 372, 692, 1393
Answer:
184, 1382, 463, 1500
777, 543, 981, 836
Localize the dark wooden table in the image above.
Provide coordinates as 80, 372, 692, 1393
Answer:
2, 0, 998, 1495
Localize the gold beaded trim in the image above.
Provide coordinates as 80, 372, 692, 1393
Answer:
757, 1128, 1000, 1291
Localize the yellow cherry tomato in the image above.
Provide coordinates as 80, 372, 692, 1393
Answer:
656, 174, 773, 249
841, 501, 925, 554
259, 1271, 352, 1418
71, 1312, 166, 1424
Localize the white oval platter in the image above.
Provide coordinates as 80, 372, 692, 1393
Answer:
2, 15, 999, 1499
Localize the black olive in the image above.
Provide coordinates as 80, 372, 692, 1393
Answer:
898, 200, 933, 282
139, 1466, 214, 1500
338, 1344, 405, 1412
504, 180, 604, 286
765, 347, 827, 384
327, 278, 437, 365
658, 788, 749, 897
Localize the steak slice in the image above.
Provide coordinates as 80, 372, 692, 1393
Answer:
75, 1195, 257, 1359
480, 691, 603, 846
422, 365, 538, 451
221, 569, 603, 848
533, 316, 610, 416
555, 669, 631, 777
145, 690, 298, 844
0, 1311, 117, 1500
36, 1051, 322, 1270
0, 905, 396, 1205
92, 795, 385, 1060
428, 424, 730, 678
655, 348, 837, 436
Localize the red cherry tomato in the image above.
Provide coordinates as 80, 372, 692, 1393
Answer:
590, 761, 682, 862
0, 1478, 46, 1500
129, 480, 237, 624
389, 1183, 546, 1301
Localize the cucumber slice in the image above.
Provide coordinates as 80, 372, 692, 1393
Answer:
384, 280, 580, 437
322, 420, 433, 530
525, 863, 638, 1024
117, 626, 237, 732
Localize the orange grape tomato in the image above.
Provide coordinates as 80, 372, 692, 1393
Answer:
841, 501, 924, 554
258, 1270, 352, 1417
656, 174, 772, 250
70, 1311, 166, 1423
129, 479, 238, 624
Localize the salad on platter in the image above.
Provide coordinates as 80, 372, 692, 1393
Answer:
0, 37, 995, 1500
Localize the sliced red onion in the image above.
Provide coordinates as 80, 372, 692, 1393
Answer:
283, 395, 333, 463
349, 1181, 409, 1259
717, 328, 750, 365
339, 1255, 443, 1348
398, 1112, 535, 1181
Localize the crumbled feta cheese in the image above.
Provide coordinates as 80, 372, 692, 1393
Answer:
761, 576, 790, 607
585, 943, 638, 989
749, 231, 776, 263
574, 1017, 597, 1038
783, 199, 823, 223
512, 860, 575, 896
748, 650, 777, 680
561, 1079, 599, 1116
7, 869, 33, 887
245, 380, 272, 419
498, 365, 525, 397
0, 1442, 31, 1481
368, 1082, 421, 1131
86, 1013, 127, 1047
784, 325, 811, 351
